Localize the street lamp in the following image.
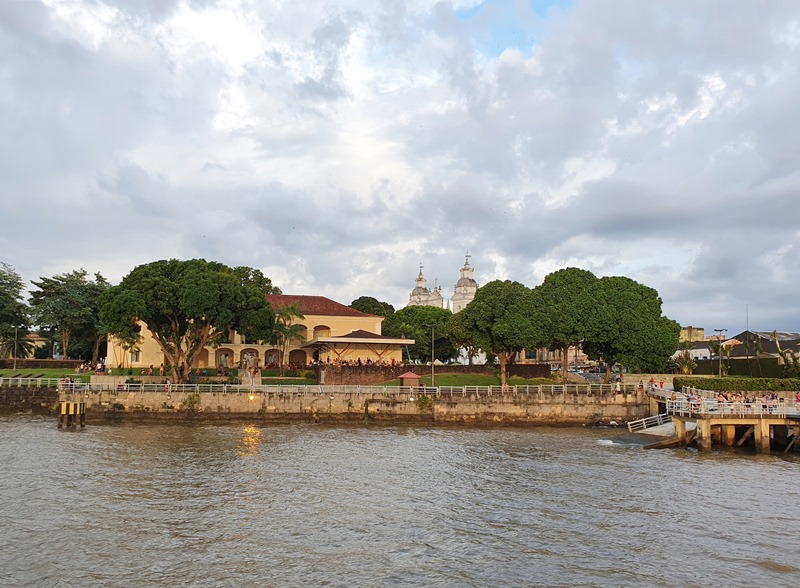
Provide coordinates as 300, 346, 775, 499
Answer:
13, 326, 18, 371
714, 328, 727, 376
426, 324, 436, 388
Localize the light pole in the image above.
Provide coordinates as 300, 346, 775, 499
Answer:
714, 328, 727, 376
426, 324, 436, 388
13, 326, 18, 371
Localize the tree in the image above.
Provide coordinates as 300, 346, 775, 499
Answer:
0, 262, 31, 359
232, 266, 282, 295
29, 269, 109, 361
349, 296, 395, 316
448, 310, 480, 365
382, 305, 457, 364
452, 280, 539, 387
99, 259, 276, 383
269, 302, 306, 373
532, 268, 599, 384
581, 276, 680, 382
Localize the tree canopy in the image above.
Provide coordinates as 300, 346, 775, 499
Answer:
232, 266, 282, 295
28, 269, 109, 361
382, 305, 456, 363
99, 259, 276, 382
0, 262, 31, 359
532, 268, 599, 383
453, 280, 538, 386
349, 296, 395, 316
581, 276, 680, 381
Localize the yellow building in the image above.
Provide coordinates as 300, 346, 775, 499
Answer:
106, 294, 414, 370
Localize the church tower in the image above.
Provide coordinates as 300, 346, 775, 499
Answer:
407, 264, 444, 308
451, 253, 478, 313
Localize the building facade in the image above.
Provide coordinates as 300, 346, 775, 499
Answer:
106, 294, 414, 371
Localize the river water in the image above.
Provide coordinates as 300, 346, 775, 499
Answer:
1, 416, 798, 587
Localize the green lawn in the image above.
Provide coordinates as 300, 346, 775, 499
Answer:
0, 368, 92, 381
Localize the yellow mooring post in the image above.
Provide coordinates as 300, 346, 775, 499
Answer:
58, 402, 86, 429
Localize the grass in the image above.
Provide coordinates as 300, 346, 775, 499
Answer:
0, 368, 92, 381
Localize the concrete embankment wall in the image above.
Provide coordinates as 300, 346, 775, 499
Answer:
0, 387, 58, 414
60, 388, 649, 425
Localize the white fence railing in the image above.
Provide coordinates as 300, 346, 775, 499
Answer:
627, 413, 672, 432
0, 378, 641, 397
667, 399, 799, 418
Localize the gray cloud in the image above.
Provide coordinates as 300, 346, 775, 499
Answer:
2, 0, 800, 334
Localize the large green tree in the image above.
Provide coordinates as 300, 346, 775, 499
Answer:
448, 309, 480, 365
453, 280, 539, 387
0, 262, 32, 359
233, 266, 282, 295
581, 276, 680, 381
99, 259, 276, 383
532, 268, 599, 384
349, 296, 395, 316
29, 269, 109, 361
382, 305, 456, 364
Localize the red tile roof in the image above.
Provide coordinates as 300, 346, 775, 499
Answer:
266, 294, 376, 318
340, 329, 385, 339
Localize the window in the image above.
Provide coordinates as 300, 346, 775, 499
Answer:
130, 350, 141, 363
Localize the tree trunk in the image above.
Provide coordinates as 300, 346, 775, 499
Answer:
498, 351, 510, 388
562, 346, 569, 384
61, 330, 71, 360
604, 363, 612, 384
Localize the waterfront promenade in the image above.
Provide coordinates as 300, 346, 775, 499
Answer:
0, 377, 648, 425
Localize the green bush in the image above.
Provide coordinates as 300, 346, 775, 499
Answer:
692, 358, 784, 377
674, 376, 800, 392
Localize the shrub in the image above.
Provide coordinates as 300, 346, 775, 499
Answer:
673, 376, 800, 392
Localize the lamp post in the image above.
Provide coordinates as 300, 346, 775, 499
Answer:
426, 324, 436, 388
13, 326, 18, 371
714, 328, 727, 376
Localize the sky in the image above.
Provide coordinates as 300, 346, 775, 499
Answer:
1, 0, 799, 336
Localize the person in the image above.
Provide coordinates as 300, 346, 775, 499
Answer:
638, 380, 644, 392
159, 363, 165, 376
659, 379, 664, 389
615, 380, 621, 393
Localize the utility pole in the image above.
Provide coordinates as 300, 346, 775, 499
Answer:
714, 328, 727, 376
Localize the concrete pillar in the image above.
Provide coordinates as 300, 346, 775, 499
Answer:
720, 425, 736, 446
772, 424, 788, 451
698, 420, 712, 451
674, 418, 686, 441
755, 420, 771, 454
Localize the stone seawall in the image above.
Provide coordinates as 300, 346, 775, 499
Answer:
0, 387, 58, 414
60, 388, 649, 426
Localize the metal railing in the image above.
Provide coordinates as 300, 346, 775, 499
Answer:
667, 399, 799, 418
627, 413, 672, 432
0, 377, 640, 398
0, 377, 64, 388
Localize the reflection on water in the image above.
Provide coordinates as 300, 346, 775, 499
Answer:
239, 425, 263, 456
0, 416, 798, 587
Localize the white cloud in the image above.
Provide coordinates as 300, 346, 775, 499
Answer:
2, 0, 800, 334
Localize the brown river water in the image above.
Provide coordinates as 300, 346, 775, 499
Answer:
1, 415, 799, 587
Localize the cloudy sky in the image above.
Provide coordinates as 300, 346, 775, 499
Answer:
1, 0, 799, 334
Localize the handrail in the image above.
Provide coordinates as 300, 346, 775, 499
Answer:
667, 399, 799, 418
1, 377, 642, 397
627, 413, 672, 432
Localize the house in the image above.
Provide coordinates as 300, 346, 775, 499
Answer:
106, 294, 414, 370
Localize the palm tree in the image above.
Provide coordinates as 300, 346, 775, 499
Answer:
270, 303, 306, 374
